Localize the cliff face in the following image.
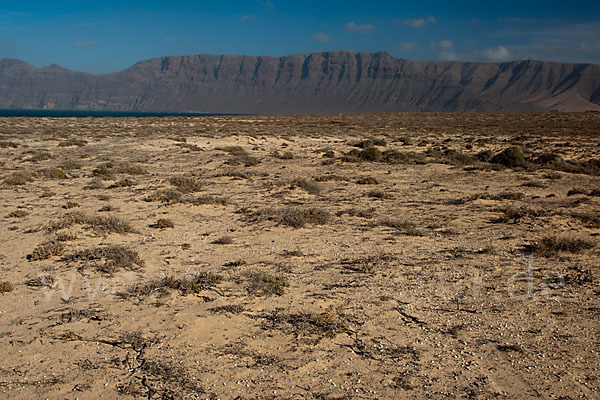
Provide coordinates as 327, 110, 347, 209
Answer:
1, 51, 600, 113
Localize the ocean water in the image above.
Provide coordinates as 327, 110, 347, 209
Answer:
0, 109, 236, 118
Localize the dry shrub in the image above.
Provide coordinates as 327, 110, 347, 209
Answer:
150, 218, 175, 229
377, 218, 421, 236
0, 141, 18, 148
25, 274, 55, 287
246, 272, 289, 296
48, 211, 134, 234
130, 272, 223, 297
27, 241, 65, 261
254, 207, 332, 228
108, 178, 136, 188
212, 236, 234, 245
218, 146, 260, 167
526, 236, 595, 256
58, 138, 87, 147
169, 175, 203, 193
337, 207, 376, 219
92, 161, 147, 179
39, 168, 67, 179
0, 281, 14, 293
262, 310, 348, 339
290, 178, 322, 195
3, 171, 35, 186
188, 195, 230, 206
381, 149, 427, 164
356, 176, 379, 185
6, 209, 29, 218
208, 304, 245, 314
64, 245, 144, 272
144, 189, 182, 204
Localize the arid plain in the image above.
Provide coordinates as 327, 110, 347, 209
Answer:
1, 113, 599, 399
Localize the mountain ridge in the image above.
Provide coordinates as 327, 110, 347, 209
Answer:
1, 51, 600, 113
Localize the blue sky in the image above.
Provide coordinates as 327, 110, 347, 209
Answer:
1, 1, 599, 73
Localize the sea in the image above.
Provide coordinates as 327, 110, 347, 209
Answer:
0, 109, 236, 118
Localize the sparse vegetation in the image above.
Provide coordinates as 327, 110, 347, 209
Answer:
251, 206, 332, 228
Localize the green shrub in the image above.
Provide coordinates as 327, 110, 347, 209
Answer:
490, 147, 527, 168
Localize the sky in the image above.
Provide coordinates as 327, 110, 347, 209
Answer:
1, 1, 599, 73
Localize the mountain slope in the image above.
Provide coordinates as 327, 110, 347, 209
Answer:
1, 51, 599, 113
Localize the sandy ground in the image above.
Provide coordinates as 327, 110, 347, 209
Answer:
0, 112, 599, 399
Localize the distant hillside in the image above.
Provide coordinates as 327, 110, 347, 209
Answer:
1, 51, 600, 113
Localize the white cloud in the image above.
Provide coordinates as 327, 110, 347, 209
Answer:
483, 45, 512, 61
345, 22, 375, 34
239, 15, 252, 22
402, 16, 436, 28
438, 51, 459, 61
75, 41, 98, 48
431, 40, 454, 50
399, 42, 415, 51
312, 33, 330, 42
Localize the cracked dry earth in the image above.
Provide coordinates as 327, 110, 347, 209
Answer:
0, 112, 599, 399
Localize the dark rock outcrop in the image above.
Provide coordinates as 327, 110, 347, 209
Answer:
1, 51, 599, 113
